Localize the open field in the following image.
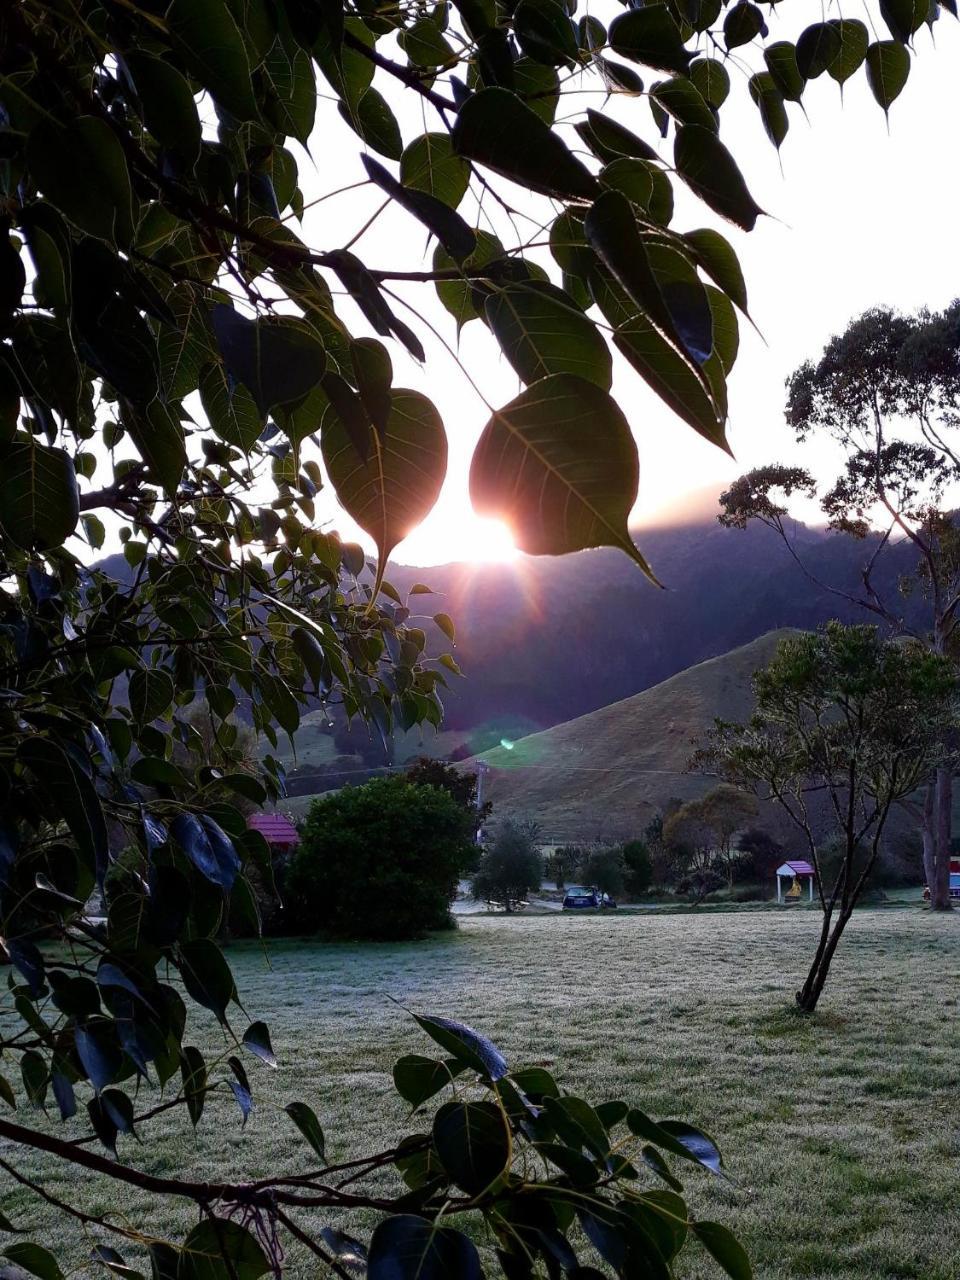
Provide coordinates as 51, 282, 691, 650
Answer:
4, 908, 960, 1278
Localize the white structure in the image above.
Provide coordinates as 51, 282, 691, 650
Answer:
775, 860, 815, 903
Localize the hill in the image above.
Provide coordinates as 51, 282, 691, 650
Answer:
470, 630, 795, 844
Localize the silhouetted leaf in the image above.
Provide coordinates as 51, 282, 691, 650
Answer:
367, 1216, 483, 1280
866, 41, 911, 112
470, 373, 654, 575
826, 20, 869, 85
362, 155, 476, 261
452, 88, 598, 201
0, 441, 79, 550
179, 940, 236, 1024
285, 1100, 326, 1161
748, 73, 788, 149
485, 280, 612, 390
393, 1055, 461, 1108
763, 42, 805, 101
400, 134, 470, 208
609, 5, 692, 73
129, 668, 175, 726
433, 1100, 511, 1193
242, 1021, 276, 1067
3, 1243, 64, 1280
413, 1014, 509, 1079
688, 58, 730, 107
674, 126, 763, 231
27, 118, 134, 245
796, 23, 842, 79
168, 0, 258, 121
691, 1222, 753, 1279
179, 1219, 270, 1280
212, 308, 326, 417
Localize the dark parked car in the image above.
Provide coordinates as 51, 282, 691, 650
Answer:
562, 888, 617, 910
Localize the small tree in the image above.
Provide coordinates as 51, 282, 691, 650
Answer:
585, 847, 625, 900
286, 776, 476, 939
700, 624, 957, 1012
622, 839, 654, 899
472, 821, 542, 913
737, 828, 785, 880
697, 785, 760, 886
551, 844, 586, 889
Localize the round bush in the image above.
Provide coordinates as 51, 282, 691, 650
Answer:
284, 775, 477, 940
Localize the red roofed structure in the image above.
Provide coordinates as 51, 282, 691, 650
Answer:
247, 813, 300, 851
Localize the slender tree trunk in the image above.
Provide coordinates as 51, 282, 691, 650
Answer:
921, 781, 937, 894
796, 908, 854, 1013
931, 765, 953, 911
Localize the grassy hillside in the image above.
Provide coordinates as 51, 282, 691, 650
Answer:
471, 630, 798, 843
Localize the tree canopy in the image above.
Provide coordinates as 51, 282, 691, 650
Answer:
700, 623, 957, 1010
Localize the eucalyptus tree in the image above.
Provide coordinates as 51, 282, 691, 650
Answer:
700, 625, 957, 1012
0, 0, 955, 1274
719, 302, 960, 908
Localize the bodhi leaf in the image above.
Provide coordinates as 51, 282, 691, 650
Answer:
322, 390, 447, 597
433, 230, 505, 331
690, 1222, 753, 1280
362, 155, 476, 261
514, 0, 579, 66
796, 23, 842, 79
748, 73, 789, 150
432, 1100, 512, 1194
367, 1216, 483, 1280
683, 229, 748, 315
0, 441, 79, 550
576, 110, 659, 164
763, 43, 805, 102
865, 41, 911, 113
180, 1219, 270, 1280
167, 0, 258, 122
211, 308, 326, 417
608, 5, 692, 74
285, 1100, 326, 1161
470, 373, 655, 577
452, 88, 598, 201
400, 133, 470, 208
674, 126, 763, 232
27, 118, 135, 246
485, 280, 612, 390
826, 20, 869, 86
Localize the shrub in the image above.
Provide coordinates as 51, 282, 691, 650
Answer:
473, 820, 543, 911
285, 775, 476, 939
622, 839, 653, 898
585, 846, 625, 899
676, 870, 726, 903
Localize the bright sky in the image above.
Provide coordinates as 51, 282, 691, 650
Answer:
288, 13, 960, 566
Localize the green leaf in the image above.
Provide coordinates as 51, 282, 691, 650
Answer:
131, 757, 192, 788
688, 58, 730, 108
585, 190, 711, 364
0, 441, 78, 550
242, 1021, 276, 1067
608, 4, 692, 74
362, 155, 476, 262
452, 87, 598, 202
674, 125, 763, 231
513, 58, 561, 124
367, 1217, 482, 1280
691, 1222, 753, 1280
285, 1100, 326, 1161
18, 738, 108, 878
826, 20, 869, 85
393, 1054, 460, 1107
261, 36, 317, 144
723, 2, 765, 50
485, 280, 612, 390
591, 268, 726, 449
514, 0, 579, 66
179, 939, 236, 1024
650, 77, 718, 131
432, 1100, 511, 1194
199, 362, 264, 451
400, 133, 470, 209
796, 23, 842, 79
542, 1095, 611, 1160
684, 228, 748, 315
470, 373, 654, 575
340, 88, 403, 160
3, 1244, 64, 1280
413, 1014, 508, 1079
879, 0, 927, 42
179, 1220, 270, 1280
126, 401, 187, 499
399, 19, 456, 68
748, 73, 788, 150
865, 41, 911, 112
322, 389, 447, 595
763, 42, 805, 103
576, 110, 659, 164
157, 284, 217, 400
433, 612, 456, 644
27, 117, 134, 246
124, 52, 202, 164
168, 0, 258, 122
434, 230, 505, 331
129, 668, 175, 725
211, 308, 326, 417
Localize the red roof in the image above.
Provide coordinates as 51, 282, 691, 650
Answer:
783, 860, 815, 876
247, 813, 300, 847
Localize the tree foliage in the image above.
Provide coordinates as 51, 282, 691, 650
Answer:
699, 624, 957, 1011
719, 302, 960, 908
286, 773, 476, 938
0, 0, 953, 1271
472, 819, 542, 912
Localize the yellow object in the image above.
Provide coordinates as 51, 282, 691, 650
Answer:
786, 877, 801, 899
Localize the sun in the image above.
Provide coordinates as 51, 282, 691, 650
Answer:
399, 513, 518, 566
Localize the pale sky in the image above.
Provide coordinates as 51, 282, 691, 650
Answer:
287, 12, 960, 565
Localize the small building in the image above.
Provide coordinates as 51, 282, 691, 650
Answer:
775, 860, 816, 903
246, 813, 300, 856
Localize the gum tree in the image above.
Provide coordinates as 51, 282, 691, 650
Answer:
0, 0, 955, 1274
700, 625, 957, 1012
720, 302, 960, 908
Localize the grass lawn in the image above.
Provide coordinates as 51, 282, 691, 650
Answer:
4, 907, 960, 1278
